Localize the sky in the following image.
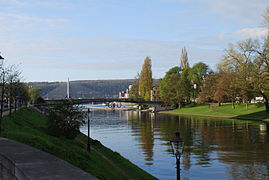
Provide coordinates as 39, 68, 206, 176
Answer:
0, 0, 268, 82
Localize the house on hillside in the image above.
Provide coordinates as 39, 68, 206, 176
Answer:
119, 84, 161, 101
151, 85, 161, 101
119, 85, 132, 99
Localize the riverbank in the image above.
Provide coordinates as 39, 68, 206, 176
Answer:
0, 108, 157, 180
162, 104, 269, 121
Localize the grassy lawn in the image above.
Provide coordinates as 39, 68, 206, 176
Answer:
166, 103, 269, 121
0, 108, 156, 180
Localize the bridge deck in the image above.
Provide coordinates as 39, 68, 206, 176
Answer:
45, 98, 164, 105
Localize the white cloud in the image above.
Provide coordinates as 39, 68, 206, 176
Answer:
0, 0, 71, 8
0, 12, 69, 41
0, 12, 67, 25
0, 35, 222, 81
2, 0, 265, 81
201, 0, 268, 25
234, 27, 269, 38
169, 0, 269, 26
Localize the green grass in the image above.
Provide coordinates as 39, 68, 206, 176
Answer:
0, 108, 157, 180
166, 103, 269, 121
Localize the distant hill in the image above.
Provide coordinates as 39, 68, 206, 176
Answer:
28, 79, 136, 99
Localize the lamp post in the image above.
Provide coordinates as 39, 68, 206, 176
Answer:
170, 131, 184, 180
0, 54, 4, 132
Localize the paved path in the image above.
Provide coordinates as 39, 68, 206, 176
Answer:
0, 138, 98, 180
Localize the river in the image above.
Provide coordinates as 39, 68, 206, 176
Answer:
80, 107, 269, 180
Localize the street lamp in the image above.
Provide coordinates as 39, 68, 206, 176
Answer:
170, 131, 184, 180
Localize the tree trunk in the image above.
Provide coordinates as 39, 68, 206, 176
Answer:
232, 100, 235, 109
14, 97, 17, 113
260, 91, 269, 113
9, 97, 12, 117
264, 96, 269, 113
0, 76, 5, 132
9, 84, 12, 117
178, 103, 182, 109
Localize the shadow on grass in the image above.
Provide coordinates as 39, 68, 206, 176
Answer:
233, 110, 269, 120
255, 103, 264, 108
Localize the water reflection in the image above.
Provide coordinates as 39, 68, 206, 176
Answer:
80, 110, 269, 180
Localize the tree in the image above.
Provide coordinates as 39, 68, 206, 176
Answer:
251, 35, 269, 112
198, 74, 218, 103
160, 66, 179, 98
213, 72, 234, 106
180, 68, 192, 102
0, 61, 23, 130
5, 65, 21, 116
129, 84, 139, 99
0, 64, 7, 126
189, 62, 211, 99
47, 100, 86, 139
160, 66, 193, 107
160, 67, 181, 107
129, 73, 141, 99
198, 71, 238, 107
225, 72, 240, 109
252, 7, 269, 112
138, 57, 153, 101
12, 83, 30, 111
28, 88, 41, 104
18, 83, 30, 105
180, 47, 189, 70
219, 39, 257, 109
219, 37, 269, 112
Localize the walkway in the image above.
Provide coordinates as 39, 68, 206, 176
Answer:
0, 138, 98, 180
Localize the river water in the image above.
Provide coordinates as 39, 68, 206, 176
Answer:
80, 108, 269, 180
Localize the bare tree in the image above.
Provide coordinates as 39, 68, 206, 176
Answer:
5, 65, 21, 117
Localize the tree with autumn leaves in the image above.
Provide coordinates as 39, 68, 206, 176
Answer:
139, 57, 153, 101
129, 8, 269, 113
196, 8, 269, 112
129, 57, 153, 101
199, 37, 269, 112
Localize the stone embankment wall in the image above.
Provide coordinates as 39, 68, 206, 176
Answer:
0, 154, 28, 180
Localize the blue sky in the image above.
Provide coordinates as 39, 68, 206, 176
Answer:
0, 0, 268, 82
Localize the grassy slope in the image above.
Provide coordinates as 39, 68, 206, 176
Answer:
166, 103, 269, 121
0, 108, 156, 180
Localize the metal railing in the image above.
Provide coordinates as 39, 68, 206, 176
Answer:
0, 154, 29, 180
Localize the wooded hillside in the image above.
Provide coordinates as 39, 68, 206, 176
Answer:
28, 79, 136, 99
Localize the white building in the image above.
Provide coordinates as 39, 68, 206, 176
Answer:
119, 85, 132, 99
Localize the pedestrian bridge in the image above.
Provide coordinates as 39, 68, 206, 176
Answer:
44, 98, 168, 112
45, 98, 164, 105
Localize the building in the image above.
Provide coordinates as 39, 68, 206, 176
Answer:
119, 85, 132, 99
251, 97, 264, 103
119, 84, 161, 101
151, 85, 161, 101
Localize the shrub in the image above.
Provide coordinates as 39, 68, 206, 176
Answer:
36, 97, 45, 104
47, 100, 86, 139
